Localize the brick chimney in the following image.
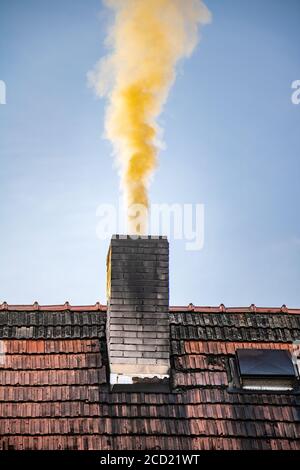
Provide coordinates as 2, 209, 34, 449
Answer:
106, 235, 170, 387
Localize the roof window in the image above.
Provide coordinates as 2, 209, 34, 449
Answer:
236, 349, 298, 391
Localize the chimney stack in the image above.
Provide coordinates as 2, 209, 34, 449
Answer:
106, 235, 170, 387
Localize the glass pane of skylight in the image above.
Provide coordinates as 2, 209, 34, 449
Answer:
236, 349, 295, 377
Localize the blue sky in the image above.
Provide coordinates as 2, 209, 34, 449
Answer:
0, 0, 299, 307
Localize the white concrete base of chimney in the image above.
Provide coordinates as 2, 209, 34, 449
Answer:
110, 364, 169, 376
110, 373, 169, 386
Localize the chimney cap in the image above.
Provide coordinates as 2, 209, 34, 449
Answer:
112, 234, 168, 240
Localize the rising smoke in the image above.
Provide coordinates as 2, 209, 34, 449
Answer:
89, 0, 211, 234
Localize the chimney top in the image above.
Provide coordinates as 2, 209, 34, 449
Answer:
111, 234, 167, 240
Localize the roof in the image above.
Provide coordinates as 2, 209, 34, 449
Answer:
0, 305, 300, 450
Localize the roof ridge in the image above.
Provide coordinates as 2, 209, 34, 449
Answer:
0, 302, 107, 312
170, 304, 300, 315
0, 302, 299, 314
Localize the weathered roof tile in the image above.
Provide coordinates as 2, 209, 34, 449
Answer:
0, 308, 299, 450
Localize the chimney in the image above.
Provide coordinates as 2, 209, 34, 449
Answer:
106, 235, 170, 387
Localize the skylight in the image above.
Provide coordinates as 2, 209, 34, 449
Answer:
236, 349, 298, 391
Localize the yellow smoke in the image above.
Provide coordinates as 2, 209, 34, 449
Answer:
89, 0, 211, 234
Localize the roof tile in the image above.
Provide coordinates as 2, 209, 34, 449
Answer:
0, 308, 300, 450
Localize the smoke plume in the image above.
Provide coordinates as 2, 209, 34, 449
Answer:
89, 0, 211, 234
